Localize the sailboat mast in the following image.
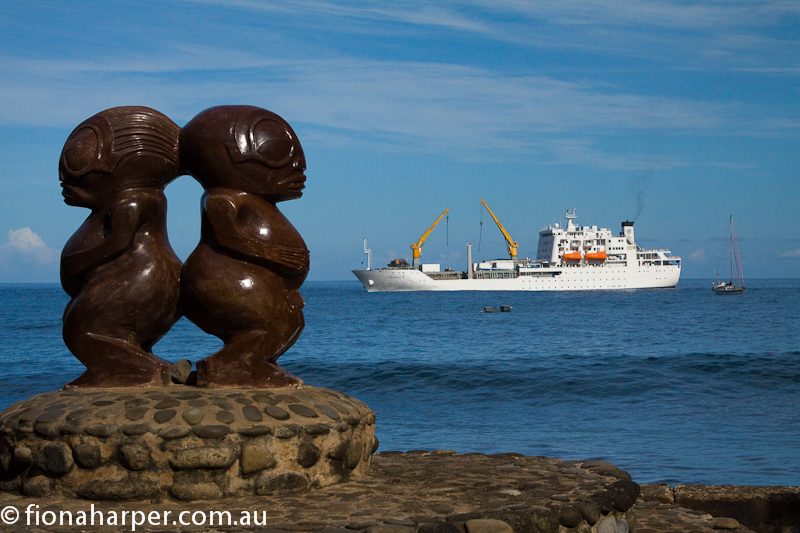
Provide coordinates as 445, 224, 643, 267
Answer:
732, 215, 745, 286
729, 215, 734, 283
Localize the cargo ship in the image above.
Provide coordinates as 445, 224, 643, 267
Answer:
352, 204, 681, 292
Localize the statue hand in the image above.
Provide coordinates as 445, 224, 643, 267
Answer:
272, 245, 309, 273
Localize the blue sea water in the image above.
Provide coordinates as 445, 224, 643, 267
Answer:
1, 280, 798, 486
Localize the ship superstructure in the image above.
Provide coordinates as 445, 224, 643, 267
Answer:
353, 209, 681, 292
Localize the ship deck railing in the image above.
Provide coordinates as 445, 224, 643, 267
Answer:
425, 271, 463, 280
474, 270, 517, 280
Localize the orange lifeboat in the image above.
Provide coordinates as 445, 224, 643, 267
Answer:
585, 250, 607, 261
563, 251, 581, 261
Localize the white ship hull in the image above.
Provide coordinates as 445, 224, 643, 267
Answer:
353, 265, 680, 292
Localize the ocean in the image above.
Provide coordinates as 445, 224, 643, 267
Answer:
1, 280, 798, 486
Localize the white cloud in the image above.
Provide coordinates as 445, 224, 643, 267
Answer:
0, 228, 56, 265
0, 55, 737, 169
1, 0, 796, 169
191, 0, 491, 33
688, 248, 707, 261
779, 249, 800, 258
187, 0, 800, 72
469, 0, 800, 31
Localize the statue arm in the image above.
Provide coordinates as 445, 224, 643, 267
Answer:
60, 199, 141, 281
205, 194, 309, 276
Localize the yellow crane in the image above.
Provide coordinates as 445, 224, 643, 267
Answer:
480, 198, 518, 259
411, 208, 449, 267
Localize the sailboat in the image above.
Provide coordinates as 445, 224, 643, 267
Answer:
713, 214, 745, 294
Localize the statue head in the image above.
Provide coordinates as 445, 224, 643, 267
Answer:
59, 106, 180, 208
179, 105, 306, 202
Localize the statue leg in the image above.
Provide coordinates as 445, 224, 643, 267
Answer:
63, 302, 171, 388
196, 329, 303, 388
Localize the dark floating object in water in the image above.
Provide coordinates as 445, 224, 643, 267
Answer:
483, 305, 512, 313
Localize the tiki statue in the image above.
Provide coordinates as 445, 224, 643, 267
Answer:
59, 106, 182, 387
179, 105, 309, 387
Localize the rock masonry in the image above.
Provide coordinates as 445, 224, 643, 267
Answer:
0, 386, 376, 501
1, 451, 640, 532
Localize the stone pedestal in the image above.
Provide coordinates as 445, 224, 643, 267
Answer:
0, 385, 376, 501
0, 451, 642, 532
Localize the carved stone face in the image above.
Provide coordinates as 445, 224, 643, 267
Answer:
59, 107, 180, 209
232, 115, 307, 200
181, 106, 307, 202
59, 117, 117, 209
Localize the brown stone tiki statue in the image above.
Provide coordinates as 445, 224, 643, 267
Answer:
59, 106, 182, 387
179, 105, 309, 387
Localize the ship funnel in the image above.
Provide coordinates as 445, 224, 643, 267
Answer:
622, 220, 635, 245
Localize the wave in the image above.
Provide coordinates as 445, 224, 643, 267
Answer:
284, 349, 800, 403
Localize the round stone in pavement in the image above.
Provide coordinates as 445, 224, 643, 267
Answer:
193, 425, 230, 439
154, 409, 177, 424
121, 424, 151, 436
316, 404, 341, 420
238, 426, 272, 437
125, 406, 149, 421
182, 408, 205, 425
85, 424, 116, 437
212, 400, 234, 410
159, 426, 190, 439
243, 405, 263, 422
215, 411, 236, 424
266, 405, 291, 420
154, 398, 181, 409
288, 404, 318, 418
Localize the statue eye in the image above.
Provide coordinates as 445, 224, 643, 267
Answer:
62, 126, 100, 175
251, 118, 294, 167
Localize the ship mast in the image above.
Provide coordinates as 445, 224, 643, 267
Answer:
362, 238, 373, 271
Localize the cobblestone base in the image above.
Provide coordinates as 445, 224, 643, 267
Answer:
0, 386, 376, 500
0, 451, 640, 532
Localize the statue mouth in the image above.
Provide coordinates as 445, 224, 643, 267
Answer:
285, 174, 306, 192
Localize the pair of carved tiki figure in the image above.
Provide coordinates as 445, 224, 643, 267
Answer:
59, 106, 308, 388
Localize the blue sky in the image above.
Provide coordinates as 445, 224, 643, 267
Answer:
1, 0, 798, 281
